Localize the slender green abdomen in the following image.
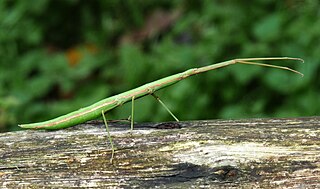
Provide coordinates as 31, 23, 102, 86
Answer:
19, 98, 118, 130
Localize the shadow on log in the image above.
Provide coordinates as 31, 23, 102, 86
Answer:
1, 117, 319, 188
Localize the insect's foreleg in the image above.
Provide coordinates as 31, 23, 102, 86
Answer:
151, 93, 179, 122
131, 96, 135, 130
235, 60, 304, 76
233, 57, 304, 76
102, 110, 115, 163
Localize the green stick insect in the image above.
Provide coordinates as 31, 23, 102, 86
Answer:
19, 57, 304, 162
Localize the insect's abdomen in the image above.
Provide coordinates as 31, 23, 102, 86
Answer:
19, 99, 118, 130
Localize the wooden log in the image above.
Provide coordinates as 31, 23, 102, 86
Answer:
0, 117, 319, 188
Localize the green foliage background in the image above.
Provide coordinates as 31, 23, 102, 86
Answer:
1, 0, 319, 132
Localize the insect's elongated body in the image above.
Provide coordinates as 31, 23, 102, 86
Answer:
19, 71, 187, 129
19, 57, 303, 130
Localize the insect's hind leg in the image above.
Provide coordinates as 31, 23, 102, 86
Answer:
102, 110, 115, 163
151, 93, 179, 122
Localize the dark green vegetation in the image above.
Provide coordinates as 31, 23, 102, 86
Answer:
1, 0, 319, 132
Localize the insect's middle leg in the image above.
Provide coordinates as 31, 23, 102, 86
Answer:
151, 93, 179, 122
131, 96, 135, 130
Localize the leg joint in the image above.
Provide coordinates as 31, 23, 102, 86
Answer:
147, 87, 155, 94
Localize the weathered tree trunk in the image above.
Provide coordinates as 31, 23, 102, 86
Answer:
1, 117, 319, 188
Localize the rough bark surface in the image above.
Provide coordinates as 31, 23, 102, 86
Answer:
0, 117, 319, 188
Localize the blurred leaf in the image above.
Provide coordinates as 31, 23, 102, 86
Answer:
253, 13, 284, 42
219, 103, 247, 119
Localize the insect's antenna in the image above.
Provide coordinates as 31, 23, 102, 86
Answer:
236, 60, 304, 77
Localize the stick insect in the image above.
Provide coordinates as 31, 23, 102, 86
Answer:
19, 57, 304, 162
